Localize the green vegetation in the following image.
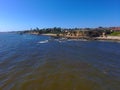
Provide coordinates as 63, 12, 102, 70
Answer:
17, 27, 120, 37
109, 32, 120, 36
18, 27, 62, 35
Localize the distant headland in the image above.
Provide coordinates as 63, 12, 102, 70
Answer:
17, 27, 120, 41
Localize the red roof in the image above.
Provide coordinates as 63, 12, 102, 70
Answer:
111, 27, 120, 31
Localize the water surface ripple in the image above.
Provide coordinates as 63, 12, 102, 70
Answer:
0, 33, 120, 90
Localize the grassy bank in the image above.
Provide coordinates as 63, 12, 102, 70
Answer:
109, 32, 120, 36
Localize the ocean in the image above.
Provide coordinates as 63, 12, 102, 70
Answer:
0, 33, 120, 90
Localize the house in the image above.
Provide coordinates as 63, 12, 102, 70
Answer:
110, 27, 120, 32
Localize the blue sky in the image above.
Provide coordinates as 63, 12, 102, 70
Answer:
0, 0, 120, 31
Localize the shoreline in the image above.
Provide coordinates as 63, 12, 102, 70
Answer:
41, 33, 57, 36
42, 33, 120, 41
95, 36, 120, 41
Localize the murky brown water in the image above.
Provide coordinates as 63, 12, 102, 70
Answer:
0, 33, 120, 90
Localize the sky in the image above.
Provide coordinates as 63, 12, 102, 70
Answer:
0, 0, 120, 31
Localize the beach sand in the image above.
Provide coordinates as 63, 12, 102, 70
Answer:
96, 36, 120, 40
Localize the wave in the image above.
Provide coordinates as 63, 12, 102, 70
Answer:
38, 40, 49, 44
67, 39, 88, 42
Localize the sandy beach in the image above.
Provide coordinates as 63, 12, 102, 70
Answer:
96, 36, 120, 40
42, 33, 57, 36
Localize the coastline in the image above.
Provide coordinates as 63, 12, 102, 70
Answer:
41, 33, 57, 36
95, 36, 120, 41
42, 33, 120, 41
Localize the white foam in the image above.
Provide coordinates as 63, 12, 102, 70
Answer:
38, 40, 49, 44
67, 39, 88, 42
